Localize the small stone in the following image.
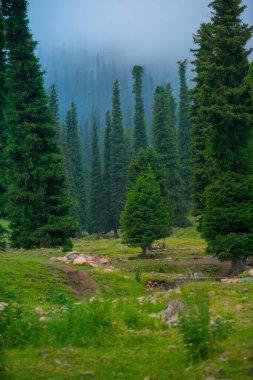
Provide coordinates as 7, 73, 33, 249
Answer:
144, 378, 150, 380
67, 252, 80, 261
83, 372, 95, 377
54, 359, 62, 365
241, 288, 249, 293
205, 377, 216, 380
0, 302, 8, 311
34, 306, 46, 315
39, 316, 48, 322
235, 304, 243, 311
240, 277, 253, 283
208, 291, 216, 297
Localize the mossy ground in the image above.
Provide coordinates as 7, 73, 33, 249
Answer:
0, 226, 252, 380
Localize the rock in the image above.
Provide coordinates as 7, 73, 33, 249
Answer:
100, 258, 110, 265
248, 269, 253, 277
240, 277, 253, 283
54, 359, 62, 365
0, 302, 8, 311
205, 377, 216, 380
235, 304, 243, 311
241, 288, 249, 293
39, 316, 48, 322
162, 299, 186, 324
67, 252, 80, 261
208, 291, 216, 297
83, 372, 95, 377
73, 256, 88, 265
50, 257, 58, 262
34, 306, 46, 315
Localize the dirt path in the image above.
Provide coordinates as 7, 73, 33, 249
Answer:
47, 263, 99, 297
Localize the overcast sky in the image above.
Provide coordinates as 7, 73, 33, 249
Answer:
28, 0, 253, 64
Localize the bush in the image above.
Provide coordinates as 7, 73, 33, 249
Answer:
179, 291, 232, 362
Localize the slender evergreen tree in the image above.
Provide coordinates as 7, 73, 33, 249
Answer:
102, 111, 112, 233
2, 0, 76, 248
48, 84, 61, 141
190, 23, 213, 219
178, 60, 192, 206
0, 9, 6, 216
121, 167, 169, 255
87, 115, 104, 238
198, 0, 253, 274
65, 102, 87, 231
132, 65, 147, 153
152, 86, 189, 227
110, 80, 127, 238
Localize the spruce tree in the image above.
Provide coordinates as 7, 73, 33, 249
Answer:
0, 9, 6, 216
190, 22, 213, 218
48, 84, 61, 141
178, 60, 192, 206
120, 167, 169, 255
102, 111, 112, 233
198, 0, 253, 274
132, 65, 147, 153
2, 0, 76, 248
152, 86, 189, 227
65, 102, 87, 231
110, 80, 127, 238
87, 115, 104, 238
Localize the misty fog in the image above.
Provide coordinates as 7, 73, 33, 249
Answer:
27, 0, 253, 127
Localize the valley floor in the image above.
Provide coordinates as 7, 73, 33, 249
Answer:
0, 227, 253, 380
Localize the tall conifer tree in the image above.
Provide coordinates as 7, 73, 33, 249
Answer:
2, 0, 76, 248
65, 102, 87, 231
190, 23, 213, 219
103, 111, 112, 233
196, 0, 253, 274
178, 60, 192, 206
87, 116, 104, 238
110, 80, 127, 238
152, 86, 189, 227
132, 65, 147, 153
0, 9, 6, 216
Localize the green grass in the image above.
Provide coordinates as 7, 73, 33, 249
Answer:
0, 226, 252, 380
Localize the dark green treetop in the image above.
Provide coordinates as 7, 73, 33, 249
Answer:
132, 65, 147, 153
102, 111, 112, 233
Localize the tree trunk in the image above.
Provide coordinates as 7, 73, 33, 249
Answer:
229, 257, 245, 276
142, 246, 149, 255
113, 229, 119, 239
97, 231, 102, 240
246, 256, 253, 266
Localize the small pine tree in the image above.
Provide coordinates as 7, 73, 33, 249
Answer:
132, 65, 147, 153
3, 0, 76, 248
178, 60, 192, 207
120, 167, 169, 255
87, 116, 104, 238
65, 102, 87, 231
110, 80, 128, 238
152, 86, 189, 227
48, 84, 61, 141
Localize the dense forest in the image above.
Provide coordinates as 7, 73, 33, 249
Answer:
0, 1, 253, 378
